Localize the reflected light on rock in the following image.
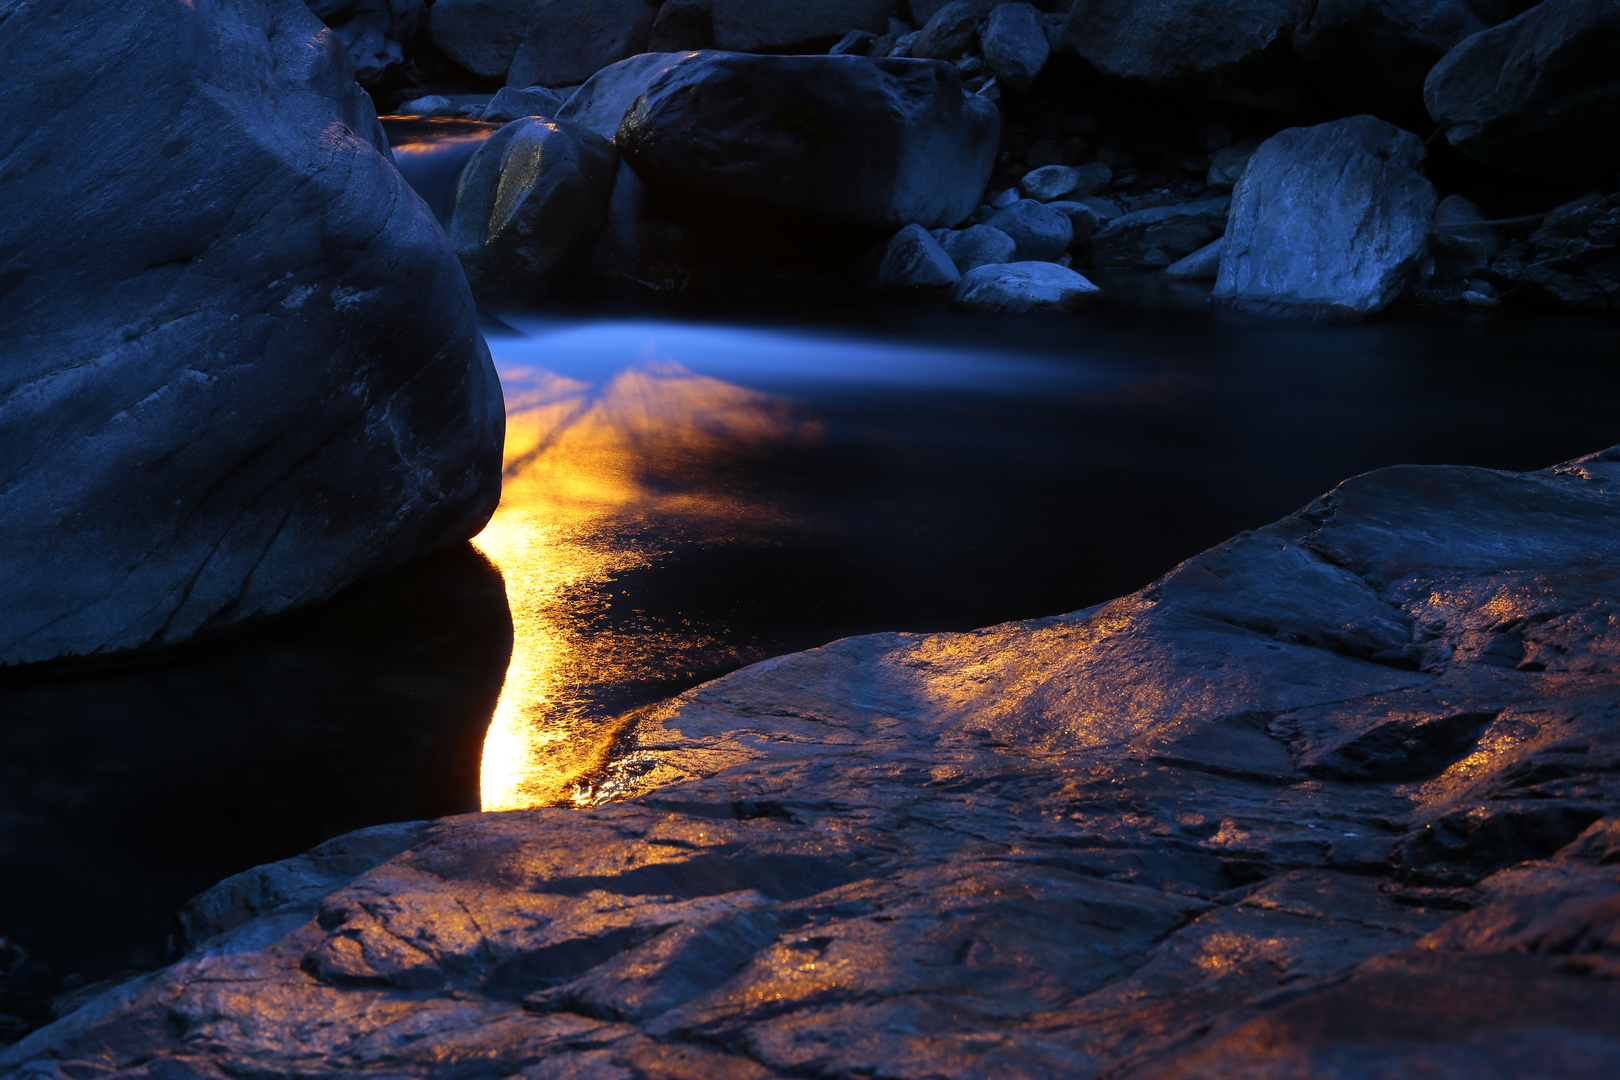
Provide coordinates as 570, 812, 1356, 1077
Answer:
472, 352, 817, 811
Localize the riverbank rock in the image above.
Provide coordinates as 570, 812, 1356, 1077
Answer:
617, 52, 999, 229
480, 85, 568, 123
506, 0, 658, 89
1215, 116, 1436, 316
987, 199, 1074, 260
555, 52, 679, 137
934, 223, 1017, 271
427, 0, 537, 80
911, 2, 983, 60
307, 0, 424, 85
11, 444, 1620, 1076
1490, 193, 1620, 309
1088, 195, 1230, 268
951, 261, 1100, 310
864, 224, 963, 289
1430, 194, 1503, 284
981, 2, 1049, 94
448, 118, 620, 302
649, 0, 894, 53
0, 0, 502, 668
1424, 0, 1620, 183
1163, 235, 1225, 279
1062, 0, 1309, 114
1294, 0, 1487, 116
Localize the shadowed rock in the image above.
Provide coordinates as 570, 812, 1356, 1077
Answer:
306, 0, 425, 85
1294, 0, 1486, 117
0, 0, 503, 667
505, 0, 658, 89
428, 0, 541, 80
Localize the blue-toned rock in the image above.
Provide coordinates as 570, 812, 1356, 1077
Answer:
981, 2, 1049, 94
1088, 195, 1230, 268
988, 199, 1074, 260
952, 261, 1101, 311
934, 223, 1018, 272
866, 224, 963, 289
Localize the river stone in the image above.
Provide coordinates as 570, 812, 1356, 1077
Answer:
1215, 116, 1436, 317
1079, 195, 1125, 224
0, 0, 503, 667
1206, 134, 1264, 188
617, 52, 1000, 229
1431, 193, 1503, 284
912, 1, 983, 60
1088, 195, 1231, 268
428, 0, 540, 80
506, 0, 658, 89
480, 85, 568, 122
448, 117, 620, 302
981, 2, 1049, 95
987, 199, 1074, 260
1020, 164, 1080, 202
1294, 0, 1487, 116
865, 224, 963, 289
1044, 200, 1101, 240
1425, 0, 1620, 183
1061, 0, 1310, 114
1164, 235, 1226, 279
306, 0, 424, 85
21, 433, 1620, 1076
952, 260, 1100, 311
933, 223, 1018, 272
554, 52, 680, 138
831, 29, 878, 54
648, 0, 893, 53
1490, 193, 1620, 309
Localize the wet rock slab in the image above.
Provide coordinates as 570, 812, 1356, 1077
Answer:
8, 449, 1620, 1077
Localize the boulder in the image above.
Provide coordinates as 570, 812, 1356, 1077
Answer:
980, 2, 1049, 94
1425, 0, 1620, 182
1045, 200, 1102, 240
1070, 159, 1114, 196
479, 84, 569, 122
0, 0, 503, 667
1020, 164, 1081, 201
648, 0, 894, 53
1430, 193, 1504, 284
933, 223, 1018, 271
556, 51, 682, 138
1062, 0, 1310, 114
1079, 194, 1125, 223
427, 0, 538, 80
1294, 0, 1487, 116
505, 0, 658, 88
1164, 235, 1226, 279
448, 117, 621, 302
1088, 195, 1230, 268
1215, 116, 1436, 316
912, 1, 983, 60
952, 260, 1102, 311
864, 224, 963, 289
1206, 134, 1264, 188
987, 199, 1074, 260
616, 52, 1000, 229
306, 0, 424, 86
1490, 193, 1620, 309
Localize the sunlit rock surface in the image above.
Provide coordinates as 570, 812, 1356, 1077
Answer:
10, 445, 1620, 1076
0, 0, 504, 666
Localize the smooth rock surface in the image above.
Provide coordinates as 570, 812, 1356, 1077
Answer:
987, 199, 1074, 261
1490, 193, 1620, 309
307, 0, 424, 85
1424, 0, 1620, 182
428, 0, 539, 80
506, 0, 658, 89
0, 0, 503, 667
1062, 0, 1309, 113
15, 443, 1620, 1077
1044, 200, 1102, 241
1163, 235, 1225, 279
1215, 116, 1436, 316
951, 260, 1100, 311
1088, 195, 1230, 268
981, 2, 1049, 95
912, 1, 983, 60
1020, 164, 1079, 202
1205, 134, 1263, 188
448, 117, 620, 302
1295, 0, 1486, 115
865, 224, 963, 289
933, 223, 1018, 272
479, 85, 568, 123
554, 51, 680, 138
617, 52, 1000, 229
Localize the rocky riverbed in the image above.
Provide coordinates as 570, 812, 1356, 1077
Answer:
7, 446, 1620, 1078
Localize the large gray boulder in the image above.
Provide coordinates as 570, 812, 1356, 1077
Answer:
306, 0, 424, 85
1062, 0, 1310, 114
1294, 0, 1487, 116
980, 2, 1049, 95
505, 0, 658, 88
427, 0, 539, 79
648, 0, 894, 53
1088, 195, 1231, 268
0, 0, 503, 667
1215, 116, 1437, 317
617, 52, 1000, 229
555, 51, 682, 138
448, 117, 620, 303
1425, 0, 1620, 183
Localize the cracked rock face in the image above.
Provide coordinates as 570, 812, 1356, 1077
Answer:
0, 0, 504, 667
8, 449, 1620, 1076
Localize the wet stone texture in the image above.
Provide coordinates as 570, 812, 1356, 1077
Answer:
8, 449, 1620, 1077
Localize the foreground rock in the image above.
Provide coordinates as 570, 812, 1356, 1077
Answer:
0, 0, 502, 667
865, 224, 962, 290
951, 261, 1100, 311
1216, 116, 1436, 316
10, 445, 1620, 1077
617, 52, 999, 229
555, 51, 680, 138
1425, 0, 1620, 182
448, 117, 620, 303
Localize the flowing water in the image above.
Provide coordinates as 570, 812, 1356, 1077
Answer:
3, 124, 1619, 1035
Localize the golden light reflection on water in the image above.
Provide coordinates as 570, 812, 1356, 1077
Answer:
471, 353, 818, 811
